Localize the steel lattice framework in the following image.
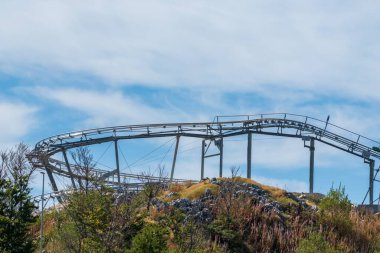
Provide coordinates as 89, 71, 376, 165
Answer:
28, 113, 380, 204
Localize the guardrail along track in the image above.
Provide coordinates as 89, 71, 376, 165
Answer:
28, 113, 380, 204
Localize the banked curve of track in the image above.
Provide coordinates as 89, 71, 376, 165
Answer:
28, 113, 380, 204
31, 113, 380, 158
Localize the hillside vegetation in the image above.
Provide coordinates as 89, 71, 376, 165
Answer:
32, 177, 380, 253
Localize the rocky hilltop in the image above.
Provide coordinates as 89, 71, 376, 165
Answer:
34, 177, 380, 253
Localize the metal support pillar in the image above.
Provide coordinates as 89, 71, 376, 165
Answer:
309, 138, 315, 194
114, 140, 121, 184
40, 172, 45, 253
45, 167, 58, 192
201, 140, 205, 180
45, 166, 62, 202
62, 149, 77, 189
170, 136, 180, 182
247, 132, 252, 179
219, 137, 223, 178
369, 159, 374, 204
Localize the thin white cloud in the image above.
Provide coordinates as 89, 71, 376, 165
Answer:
31, 87, 180, 127
1, 1, 380, 99
0, 101, 37, 147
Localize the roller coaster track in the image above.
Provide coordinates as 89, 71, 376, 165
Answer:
28, 113, 380, 204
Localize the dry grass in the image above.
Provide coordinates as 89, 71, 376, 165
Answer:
305, 199, 317, 207
165, 177, 290, 203
277, 196, 297, 205
158, 180, 219, 201
179, 181, 219, 200
168, 183, 187, 193
221, 176, 286, 197
210, 193, 312, 252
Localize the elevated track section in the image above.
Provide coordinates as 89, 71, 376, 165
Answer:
28, 113, 380, 204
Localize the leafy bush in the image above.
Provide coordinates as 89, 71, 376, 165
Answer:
127, 224, 168, 253
45, 187, 144, 253
0, 144, 36, 253
319, 185, 352, 235
0, 176, 36, 253
296, 233, 339, 253
319, 185, 351, 215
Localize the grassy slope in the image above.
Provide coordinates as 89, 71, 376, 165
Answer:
163, 177, 317, 207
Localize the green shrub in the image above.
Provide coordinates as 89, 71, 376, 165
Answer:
208, 219, 248, 252
0, 176, 36, 253
296, 233, 339, 253
127, 224, 168, 253
318, 185, 352, 235
319, 185, 351, 215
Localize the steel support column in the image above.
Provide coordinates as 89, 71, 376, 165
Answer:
309, 138, 315, 194
219, 137, 223, 178
201, 140, 205, 180
114, 140, 121, 184
170, 136, 180, 181
247, 133, 252, 179
45, 166, 62, 202
40, 172, 45, 253
369, 159, 374, 204
62, 149, 77, 189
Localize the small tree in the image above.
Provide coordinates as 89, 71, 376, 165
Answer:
0, 144, 36, 252
127, 224, 168, 253
217, 166, 240, 225
319, 184, 351, 215
167, 209, 209, 252
1, 143, 35, 181
71, 147, 97, 192
139, 166, 167, 211
296, 233, 338, 253
319, 184, 352, 236
56, 186, 143, 253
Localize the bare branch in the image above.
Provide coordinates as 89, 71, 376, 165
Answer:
0, 143, 35, 183
138, 165, 168, 210
70, 147, 97, 192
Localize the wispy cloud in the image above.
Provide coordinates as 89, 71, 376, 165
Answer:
0, 101, 37, 147
30, 87, 180, 127
1, 1, 380, 99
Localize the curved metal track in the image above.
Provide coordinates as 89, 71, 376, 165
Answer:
28, 113, 380, 204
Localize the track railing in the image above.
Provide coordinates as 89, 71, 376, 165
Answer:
28, 113, 380, 204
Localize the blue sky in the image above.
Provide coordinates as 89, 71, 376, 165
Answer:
1, 1, 380, 203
